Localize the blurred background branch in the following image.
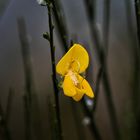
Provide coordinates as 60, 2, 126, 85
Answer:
131, 0, 140, 139
84, 0, 121, 140
18, 17, 32, 140
0, 95, 11, 140
17, 17, 42, 140
51, 0, 69, 51
5, 88, 14, 124
135, 0, 140, 45
81, 98, 102, 140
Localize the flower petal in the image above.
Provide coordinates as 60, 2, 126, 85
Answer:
82, 78, 94, 98
56, 44, 89, 75
76, 74, 94, 98
62, 75, 77, 97
72, 92, 84, 101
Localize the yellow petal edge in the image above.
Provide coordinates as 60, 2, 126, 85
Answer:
56, 44, 89, 76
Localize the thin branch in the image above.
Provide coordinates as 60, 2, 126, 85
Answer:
92, 66, 102, 111
102, 0, 111, 55
44, 2, 63, 140
0, 101, 11, 140
135, 0, 140, 46
17, 17, 32, 140
81, 99, 102, 140
126, 0, 140, 139
71, 102, 86, 140
18, 17, 43, 140
134, 0, 140, 138
5, 89, 14, 123
47, 95, 58, 140
51, 0, 69, 51
83, 0, 121, 139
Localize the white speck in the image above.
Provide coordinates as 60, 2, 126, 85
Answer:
36, 0, 47, 5
85, 98, 93, 107
82, 117, 91, 126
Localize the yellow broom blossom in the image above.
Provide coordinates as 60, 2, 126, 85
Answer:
56, 44, 94, 101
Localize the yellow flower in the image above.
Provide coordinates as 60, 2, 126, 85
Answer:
56, 44, 94, 101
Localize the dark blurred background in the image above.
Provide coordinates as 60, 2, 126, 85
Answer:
0, 0, 139, 140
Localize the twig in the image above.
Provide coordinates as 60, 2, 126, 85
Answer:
44, 2, 63, 140
5, 89, 14, 123
0, 101, 11, 140
18, 17, 32, 140
135, 0, 140, 46
134, 0, 140, 138
134, 0, 140, 111
81, 99, 102, 140
51, 0, 69, 51
126, 0, 140, 139
18, 17, 42, 140
47, 95, 56, 140
92, 66, 102, 111
102, 0, 110, 55
71, 102, 86, 140
84, 0, 103, 62
83, 0, 121, 140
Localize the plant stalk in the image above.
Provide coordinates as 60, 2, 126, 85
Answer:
46, 3, 63, 140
